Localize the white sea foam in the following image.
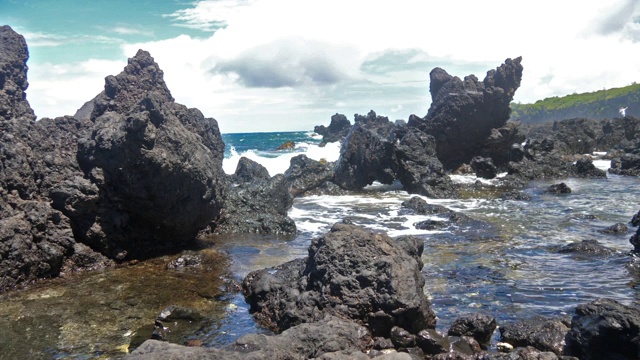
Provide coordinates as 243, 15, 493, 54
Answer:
222, 141, 341, 176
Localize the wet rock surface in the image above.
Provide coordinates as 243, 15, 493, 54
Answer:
499, 316, 571, 355
242, 223, 436, 336
565, 298, 640, 360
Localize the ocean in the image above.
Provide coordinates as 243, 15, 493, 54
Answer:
1, 131, 639, 358
216, 130, 640, 344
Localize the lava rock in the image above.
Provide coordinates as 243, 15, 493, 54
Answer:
416, 329, 450, 355
499, 316, 570, 355
574, 158, 607, 178
631, 210, 640, 227
408, 57, 523, 170
0, 25, 35, 121
598, 222, 628, 235
565, 298, 640, 360
448, 313, 497, 346
500, 190, 532, 201
546, 183, 572, 194
557, 239, 615, 257
314, 113, 352, 145
233, 157, 270, 183
471, 156, 498, 179
284, 154, 334, 196
242, 223, 436, 336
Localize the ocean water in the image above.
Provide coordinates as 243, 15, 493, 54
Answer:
1, 131, 639, 358
215, 131, 640, 343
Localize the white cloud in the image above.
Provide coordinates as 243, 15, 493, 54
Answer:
23, 0, 640, 132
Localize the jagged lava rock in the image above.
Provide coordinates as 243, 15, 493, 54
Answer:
242, 223, 436, 336
409, 57, 524, 170
499, 316, 571, 355
75, 50, 226, 258
0, 25, 35, 121
314, 113, 352, 145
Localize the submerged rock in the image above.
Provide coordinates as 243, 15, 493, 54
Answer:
546, 183, 572, 194
242, 223, 436, 336
557, 239, 615, 257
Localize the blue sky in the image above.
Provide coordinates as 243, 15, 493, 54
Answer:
2, 0, 640, 133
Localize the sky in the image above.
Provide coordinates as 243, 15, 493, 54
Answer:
1, 0, 639, 133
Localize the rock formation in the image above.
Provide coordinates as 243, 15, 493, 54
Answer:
333, 111, 456, 198
0, 25, 35, 121
409, 57, 524, 170
242, 223, 436, 336
314, 113, 352, 145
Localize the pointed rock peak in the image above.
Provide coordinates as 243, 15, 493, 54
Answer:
0, 25, 36, 121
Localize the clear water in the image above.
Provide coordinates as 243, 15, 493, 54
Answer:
1, 131, 638, 359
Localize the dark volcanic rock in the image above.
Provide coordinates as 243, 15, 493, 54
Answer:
242, 223, 436, 336
333, 111, 398, 189
208, 174, 295, 236
598, 222, 628, 235
233, 157, 270, 183
499, 316, 571, 355
574, 158, 607, 178
557, 239, 615, 257
314, 113, 351, 145
631, 210, 640, 227
401, 197, 451, 215
500, 190, 532, 201
128, 316, 373, 360
0, 25, 35, 121
409, 57, 524, 170
448, 313, 497, 346
609, 152, 640, 176
284, 154, 334, 196
76, 50, 226, 258
565, 298, 640, 360
470, 156, 498, 179
546, 183, 572, 194
395, 126, 457, 198
416, 329, 450, 355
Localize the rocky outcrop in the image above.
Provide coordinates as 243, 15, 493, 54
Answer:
73, 50, 226, 258
565, 298, 640, 360
409, 57, 524, 170
333, 111, 456, 198
284, 154, 334, 196
0, 25, 35, 121
242, 223, 436, 336
314, 113, 351, 145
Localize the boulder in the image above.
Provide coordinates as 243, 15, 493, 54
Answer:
598, 222, 628, 235
314, 113, 351, 145
557, 239, 615, 257
284, 154, 334, 196
546, 183, 572, 194
242, 223, 436, 336
233, 157, 270, 183
565, 298, 640, 360
447, 313, 497, 346
409, 57, 524, 170
499, 316, 571, 355
574, 158, 607, 178
470, 156, 498, 179
76, 50, 227, 258
206, 174, 296, 236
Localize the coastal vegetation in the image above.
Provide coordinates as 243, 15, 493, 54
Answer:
510, 82, 640, 124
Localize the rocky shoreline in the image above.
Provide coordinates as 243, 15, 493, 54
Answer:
1, 24, 640, 358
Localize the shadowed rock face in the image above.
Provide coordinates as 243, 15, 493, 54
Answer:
410, 57, 524, 170
75, 50, 227, 258
0, 25, 35, 121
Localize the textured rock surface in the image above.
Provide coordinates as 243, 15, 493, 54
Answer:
566, 298, 640, 360
499, 316, 571, 355
314, 113, 351, 145
128, 316, 372, 360
0, 25, 35, 121
284, 154, 334, 196
448, 313, 497, 346
333, 111, 456, 198
76, 50, 226, 258
409, 57, 524, 170
242, 223, 436, 336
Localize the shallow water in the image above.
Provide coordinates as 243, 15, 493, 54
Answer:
2, 131, 639, 358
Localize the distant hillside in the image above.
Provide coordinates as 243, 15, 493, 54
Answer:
510, 83, 640, 124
